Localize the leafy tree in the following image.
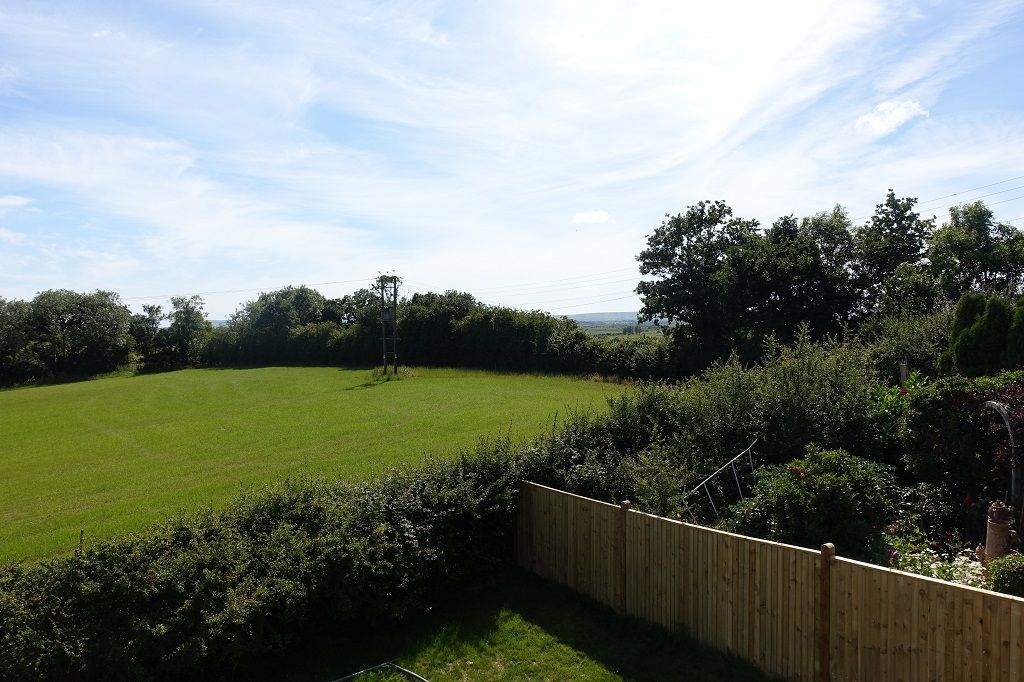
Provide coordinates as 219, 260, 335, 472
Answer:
399, 291, 477, 366
0, 298, 41, 383
28, 289, 131, 375
725, 214, 857, 351
166, 295, 212, 365
928, 201, 1024, 300
877, 263, 941, 318
854, 190, 935, 309
635, 200, 759, 369
129, 304, 164, 361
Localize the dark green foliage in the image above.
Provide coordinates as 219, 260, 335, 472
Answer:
853, 190, 934, 308
877, 263, 941, 318
1005, 302, 1024, 369
861, 309, 952, 379
730, 447, 895, 560
929, 201, 1024, 301
895, 371, 1024, 545
951, 295, 1012, 377
939, 291, 989, 376
636, 202, 858, 371
988, 553, 1024, 597
0, 290, 132, 385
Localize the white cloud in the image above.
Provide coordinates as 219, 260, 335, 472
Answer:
0, 227, 27, 245
855, 99, 929, 136
92, 29, 111, 38
573, 210, 610, 224
0, 195, 31, 209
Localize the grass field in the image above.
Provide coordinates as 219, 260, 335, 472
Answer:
0, 366, 621, 562
253, 568, 776, 682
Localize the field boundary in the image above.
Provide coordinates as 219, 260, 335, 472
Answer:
515, 481, 1024, 681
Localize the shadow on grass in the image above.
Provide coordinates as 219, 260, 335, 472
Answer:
243, 567, 779, 682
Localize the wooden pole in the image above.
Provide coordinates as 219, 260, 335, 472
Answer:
616, 500, 631, 614
819, 543, 836, 682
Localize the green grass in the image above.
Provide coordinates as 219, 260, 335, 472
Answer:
251, 568, 777, 682
0, 366, 621, 562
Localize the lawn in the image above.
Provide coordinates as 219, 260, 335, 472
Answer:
0, 366, 621, 562
252, 568, 777, 682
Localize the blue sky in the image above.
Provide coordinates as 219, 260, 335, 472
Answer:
1, 0, 1024, 317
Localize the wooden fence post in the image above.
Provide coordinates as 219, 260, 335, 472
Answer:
616, 500, 631, 614
819, 543, 835, 682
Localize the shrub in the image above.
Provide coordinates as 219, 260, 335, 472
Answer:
729, 446, 894, 560
862, 310, 952, 379
754, 329, 879, 464
1006, 302, 1024, 369
988, 553, 1024, 597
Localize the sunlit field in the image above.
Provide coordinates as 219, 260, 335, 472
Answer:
0, 367, 621, 562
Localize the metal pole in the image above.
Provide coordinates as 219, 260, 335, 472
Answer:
704, 483, 720, 522
731, 461, 744, 500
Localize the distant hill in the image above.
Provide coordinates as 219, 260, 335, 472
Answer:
565, 311, 639, 323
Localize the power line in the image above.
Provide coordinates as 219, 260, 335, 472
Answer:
853, 173, 1024, 223
916, 183, 1024, 210
917, 174, 1024, 205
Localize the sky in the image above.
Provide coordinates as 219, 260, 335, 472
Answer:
1, 0, 1024, 318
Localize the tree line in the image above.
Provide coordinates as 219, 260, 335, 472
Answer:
637, 191, 1024, 373
2, 190, 1022, 386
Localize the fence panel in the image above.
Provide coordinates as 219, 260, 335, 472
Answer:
517, 481, 1024, 682
516, 482, 819, 681
829, 557, 1024, 682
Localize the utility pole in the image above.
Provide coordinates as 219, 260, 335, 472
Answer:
375, 273, 401, 374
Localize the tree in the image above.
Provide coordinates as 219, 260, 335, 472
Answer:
0, 297, 41, 384
226, 286, 329, 363
928, 201, 1024, 300
29, 289, 131, 375
166, 296, 212, 365
636, 200, 758, 369
854, 190, 935, 310
130, 304, 164, 361
724, 214, 857, 351
877, 263, 940, 318
1005, 301, 1024, 369
952, 295, 1011, 377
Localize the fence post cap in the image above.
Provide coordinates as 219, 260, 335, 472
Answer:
620, 500, 632, 510
821, 543, 836, 560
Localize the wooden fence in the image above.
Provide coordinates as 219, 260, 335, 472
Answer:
515, 481, 1024, 682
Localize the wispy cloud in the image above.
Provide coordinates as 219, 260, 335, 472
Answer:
0, 1, 1022, 314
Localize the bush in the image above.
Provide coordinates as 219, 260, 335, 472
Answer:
729, 446, 894, 560
988, 553, 1024, 597
862, 310, 952, 379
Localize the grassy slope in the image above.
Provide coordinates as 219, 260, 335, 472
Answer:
254, 569, 776, 682
0, 367, 620, 562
